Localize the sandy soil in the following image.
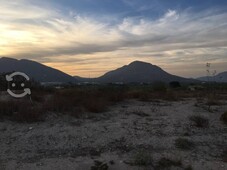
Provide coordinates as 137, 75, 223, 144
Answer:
0, 98, 226, 170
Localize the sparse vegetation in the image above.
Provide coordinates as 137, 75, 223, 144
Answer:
175, 138, 195, 150
0, 85, 226, 124
189, 115, 209, 128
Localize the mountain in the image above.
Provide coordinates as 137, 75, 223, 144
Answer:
197, 71, 227, 82
0, 57, 75, 83
75, 61, 196, 83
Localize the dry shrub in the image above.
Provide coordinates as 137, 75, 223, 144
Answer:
44, 87, 112, 114
0, 100, 44, 122
127, 89, 143, 99
206, 97, 221, 106
83, 97, 108, 113
189, 115, 209, 128
44, 94, 76, 112
127, 89, 182, 102
138, 93, 152, 101
133, 149, 153, 166
30, 90, 46, 103
0, 101, 16, 118
146, 90, 180, 101
100, 86, 127, 102
222, 149, 227, 162
127, 89, 151, 101
105, 91, 125, 102
91, 160, 108, 170
220, 111, 227, 125
13, 103, 44, 122
157, 157, 182, 168
175, 138, 195, 150
205, 92, 222, 107
185, 165, 193, 170
161, 91, 179, 101
131, 109, 149, 117
152, 82, 167, 92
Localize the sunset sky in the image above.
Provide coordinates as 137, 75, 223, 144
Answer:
0, 0, 227, 78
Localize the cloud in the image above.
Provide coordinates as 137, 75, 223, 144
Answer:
0, 0, 226, 77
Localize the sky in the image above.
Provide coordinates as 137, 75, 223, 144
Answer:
0, 0, 227, 78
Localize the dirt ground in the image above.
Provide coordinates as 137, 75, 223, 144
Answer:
0, 98, 226, 170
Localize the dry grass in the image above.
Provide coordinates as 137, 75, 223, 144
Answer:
1, 85, 226, 123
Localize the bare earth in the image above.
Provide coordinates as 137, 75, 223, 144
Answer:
0, 99, 226, 170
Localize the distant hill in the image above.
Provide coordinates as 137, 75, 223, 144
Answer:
0, 57, 75, 83
75, 61, 196, 83
197, 71, 227, 82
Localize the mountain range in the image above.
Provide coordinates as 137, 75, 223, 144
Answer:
197, 72, 227, 82
0, 57, 226, 83
75, 61, 196, 83
0, 57, 75, 83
